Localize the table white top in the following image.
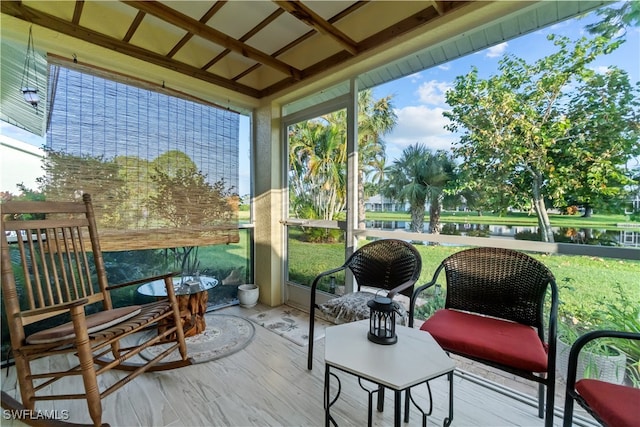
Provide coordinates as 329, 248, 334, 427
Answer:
137, 275, 218, 297
324, 320, 455, 390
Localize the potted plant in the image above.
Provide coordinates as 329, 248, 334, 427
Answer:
556, 315, 627, 385
237, 284, 259, 308
592, 285, 640, 387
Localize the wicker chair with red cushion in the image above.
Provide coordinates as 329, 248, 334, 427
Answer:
563, 330, 640, 427
409, 247, 558, 427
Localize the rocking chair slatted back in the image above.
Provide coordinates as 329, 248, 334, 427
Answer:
3, 215, 109, 323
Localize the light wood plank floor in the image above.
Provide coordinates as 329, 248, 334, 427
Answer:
2, 304, 597, 427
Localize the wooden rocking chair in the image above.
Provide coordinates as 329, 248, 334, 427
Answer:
1, 194, 193, 427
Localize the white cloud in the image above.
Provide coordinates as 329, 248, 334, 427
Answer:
592, 65, 613, 74
407, 72, 423, 84
485, 42, 508, 58
385, 105, 456, 158
416, 80, 452, 105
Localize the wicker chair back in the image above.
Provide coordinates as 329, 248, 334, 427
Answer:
442, 247, 554, 331
347, 239, 422, 298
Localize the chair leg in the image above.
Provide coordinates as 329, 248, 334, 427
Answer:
544, 381, 555, 427
538, 382, 544, 419
166, 276, 188, 361
73, 308, 103, 427
562, 393, 575, 427
308, 307, 316, 370
14, 355, 35, 411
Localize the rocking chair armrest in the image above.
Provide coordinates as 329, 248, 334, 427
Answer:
18, 298, 90, 319
106, 271, 181, 291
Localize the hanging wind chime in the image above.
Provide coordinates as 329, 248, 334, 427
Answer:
21, 26, 40, 111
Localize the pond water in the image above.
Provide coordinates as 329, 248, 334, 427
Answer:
365, 220, 640, 248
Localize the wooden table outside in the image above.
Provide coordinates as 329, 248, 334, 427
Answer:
137, 275, 218, 337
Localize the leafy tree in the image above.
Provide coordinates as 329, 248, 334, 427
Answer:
382, 144, 456, 234
36, 147, 128, 224
444, 35, 635, 242
557, 69, 640, 216
584, 1, 640, 39
147, 163, 237, 228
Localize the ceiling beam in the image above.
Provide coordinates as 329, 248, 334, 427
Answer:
72, 0, 84, 25
274, 0, 358, 55
167, 1, 227, 59
122, 1, 302, 80
206, 8, 284, 72
0, 1, 261, 98
123, 10, 145, 43
431, 1, 445, 16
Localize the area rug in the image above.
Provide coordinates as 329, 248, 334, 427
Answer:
139, 313, 255, 364
249, 306, 331, 347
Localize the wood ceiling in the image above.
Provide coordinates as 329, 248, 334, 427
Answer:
1, 1, 469, 100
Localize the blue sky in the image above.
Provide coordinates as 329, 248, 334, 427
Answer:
2, 3, 638, 196
374, 5, 639, 164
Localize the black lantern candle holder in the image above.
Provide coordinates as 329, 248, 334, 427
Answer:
367, 296, 398, 345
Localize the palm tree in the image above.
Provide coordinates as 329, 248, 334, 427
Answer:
323, 90, 397, 228
288, 120, 346, 221
288, 91, 396, 230
382, 144, 456, 234
356, 90, 396, 228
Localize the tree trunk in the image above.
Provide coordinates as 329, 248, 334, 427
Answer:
531, 178, 554, 243
410, 202, 425, 233
582, 204, 593, 218
429, 194, 442, 234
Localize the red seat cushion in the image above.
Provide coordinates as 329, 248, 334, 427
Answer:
420, 309, 548, 372
576, 379, 640, 427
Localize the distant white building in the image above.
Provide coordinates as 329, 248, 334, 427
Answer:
364, 194, 409, 212
0, 135, 45, 194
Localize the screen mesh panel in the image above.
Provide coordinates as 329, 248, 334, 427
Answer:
45, 66, 239, 251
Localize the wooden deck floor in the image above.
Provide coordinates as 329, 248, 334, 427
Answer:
1, 304, 597, 427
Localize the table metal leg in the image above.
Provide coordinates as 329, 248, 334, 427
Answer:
444, 371, 454, 427
357, 378, 380, 427
394, 390, 402, 427
324, 364, 340, 427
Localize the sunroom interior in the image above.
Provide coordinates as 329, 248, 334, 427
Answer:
1, 1, 638, 426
